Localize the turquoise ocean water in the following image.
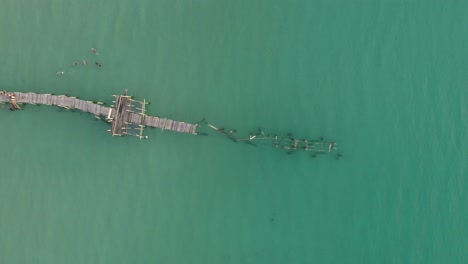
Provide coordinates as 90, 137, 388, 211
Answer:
1, 1, 467, 263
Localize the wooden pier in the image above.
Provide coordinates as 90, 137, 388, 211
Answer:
1, 90, 339, 156
0, 91, 198, 138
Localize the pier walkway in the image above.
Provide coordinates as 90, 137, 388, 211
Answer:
1, 90, 339, 156
1, 91, 198, 138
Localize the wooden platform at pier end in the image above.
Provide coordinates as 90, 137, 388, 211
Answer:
110, 95, 132, 136
1, 91, 198, 138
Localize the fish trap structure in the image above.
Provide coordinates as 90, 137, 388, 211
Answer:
239, 135, 337, 153
205, 124, 338, 154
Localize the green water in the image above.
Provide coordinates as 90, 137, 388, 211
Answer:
1, 1, 467, 263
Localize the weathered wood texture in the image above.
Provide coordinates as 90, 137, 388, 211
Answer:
1, 92, 198, 135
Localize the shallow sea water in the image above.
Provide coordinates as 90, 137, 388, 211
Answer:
0, 1, 467, 263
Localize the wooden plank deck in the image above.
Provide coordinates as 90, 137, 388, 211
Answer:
111, 95, 131, 136
1, 92, 198, 135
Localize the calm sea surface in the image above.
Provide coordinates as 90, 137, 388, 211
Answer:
1, 1, 467, 263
